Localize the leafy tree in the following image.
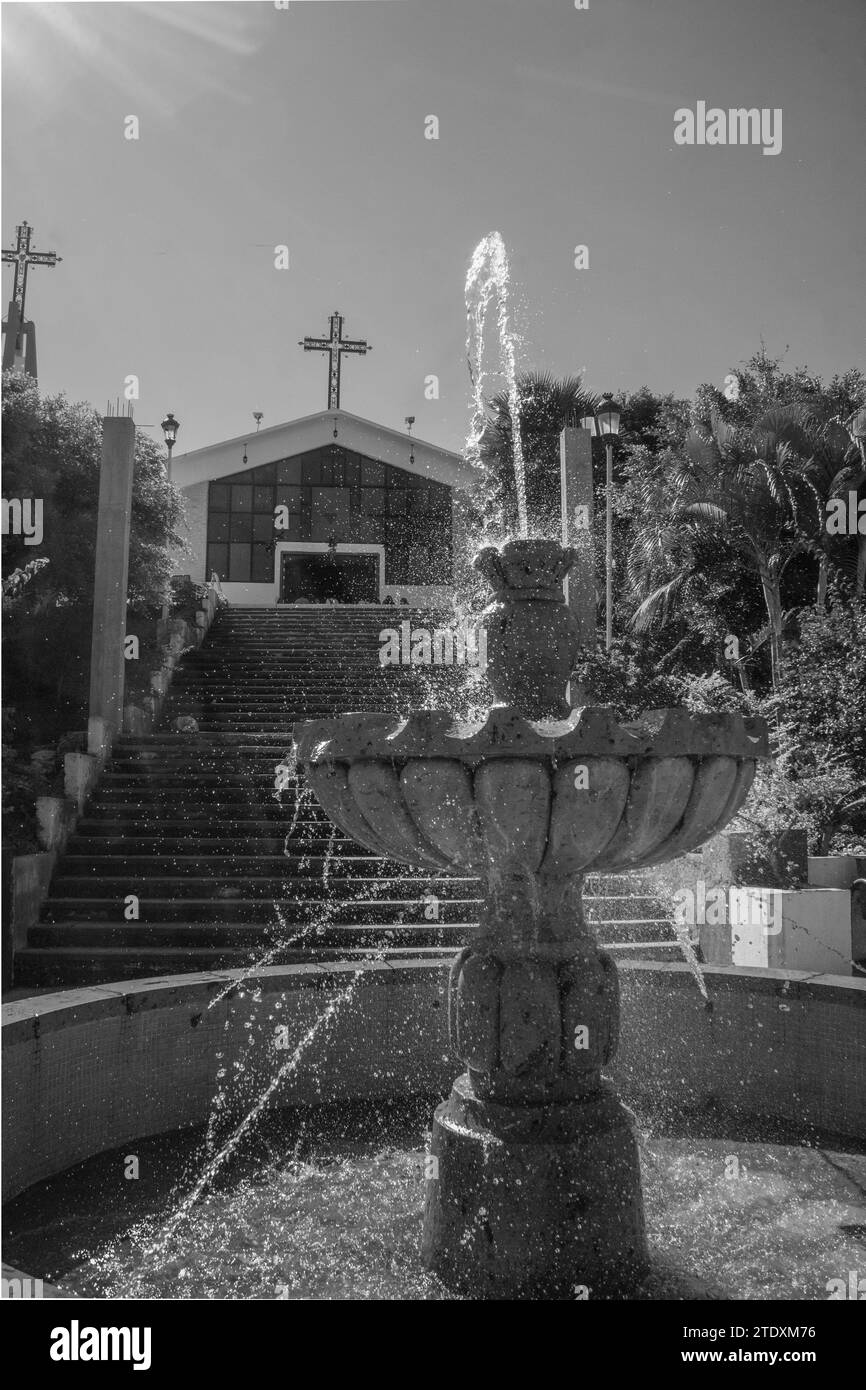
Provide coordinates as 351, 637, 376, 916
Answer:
694, 345, 866, 432
628, 409, 823, 689
2, 372, 185, 742
761, 602, 866, 853
476, 371, 599, 538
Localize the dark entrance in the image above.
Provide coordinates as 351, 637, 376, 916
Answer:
280, 551, 379, 603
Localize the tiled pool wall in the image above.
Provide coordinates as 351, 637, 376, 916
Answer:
3, 960, 864, 1201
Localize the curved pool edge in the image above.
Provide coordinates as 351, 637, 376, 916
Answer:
3, 959, 865, 1212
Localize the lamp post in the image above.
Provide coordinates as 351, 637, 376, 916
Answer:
583, 395, 622, 651
160, 413, 180, 619
161, 411, 179, 484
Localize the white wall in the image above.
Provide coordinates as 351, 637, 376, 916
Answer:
175, 482, 208, 582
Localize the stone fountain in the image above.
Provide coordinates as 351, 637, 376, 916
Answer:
294, 538, 769, 1299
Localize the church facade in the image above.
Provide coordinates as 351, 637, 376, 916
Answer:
172, 410, 475, 607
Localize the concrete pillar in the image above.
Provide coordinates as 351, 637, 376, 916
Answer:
88, 417, 135, 756
559, 427, 595, 649
65, 751, 98, 811
35, 796, 67, 852
11, 852, 56, 952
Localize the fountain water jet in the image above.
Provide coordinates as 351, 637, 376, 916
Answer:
465, 232, 528, 538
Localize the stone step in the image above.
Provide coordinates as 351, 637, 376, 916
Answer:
603, 940, 685, 962
40, 895, 478, 924
27, 603, 675, 985
45, 872, 476, 899
14, 936, 681, 989
28, 923, 467, 948
90, 788, 308, 803
39, 896, 479, 924
12, 944, 456, 988
72, 820, 333, 837
97, 772, 306, 785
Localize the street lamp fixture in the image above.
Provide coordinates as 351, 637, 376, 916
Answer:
161, 412, 180, 477
596, 394, 622, 438
160, 412, 180, 620
161, 411, 179, 448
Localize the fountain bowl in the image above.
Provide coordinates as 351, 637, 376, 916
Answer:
294, 704, 769, 881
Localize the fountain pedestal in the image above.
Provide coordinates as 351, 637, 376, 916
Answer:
295, 539, 768, 1299
422, 895, 647, 1297
424, 1075, 645, 1298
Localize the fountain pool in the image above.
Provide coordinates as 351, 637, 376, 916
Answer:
4, 959, 864, 1300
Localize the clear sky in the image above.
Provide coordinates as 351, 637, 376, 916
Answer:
2, 0, 864, 457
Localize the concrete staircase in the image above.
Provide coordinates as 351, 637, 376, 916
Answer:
15, 606, 678, 987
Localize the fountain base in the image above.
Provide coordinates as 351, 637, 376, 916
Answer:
421, 1074, 648, 1299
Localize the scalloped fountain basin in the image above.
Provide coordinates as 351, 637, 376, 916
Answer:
295, 705, 769, 877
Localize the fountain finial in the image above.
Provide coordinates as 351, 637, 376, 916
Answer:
474, 538, 581, 719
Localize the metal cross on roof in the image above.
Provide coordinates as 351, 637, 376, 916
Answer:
3, 220, 62, 322
299, 311, 371, 411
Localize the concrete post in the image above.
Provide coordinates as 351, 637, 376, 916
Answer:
559, 427, 595, 649
88, 417, 136, 756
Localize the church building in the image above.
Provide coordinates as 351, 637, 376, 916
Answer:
171, 313, 475, 607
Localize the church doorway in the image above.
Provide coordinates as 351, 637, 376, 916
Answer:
279, 550, 380, 604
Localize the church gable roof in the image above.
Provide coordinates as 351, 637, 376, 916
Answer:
172, 410, 475, 492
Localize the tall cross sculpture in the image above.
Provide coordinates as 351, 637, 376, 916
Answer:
2, 220, 62, 377
299, 311, 371, 411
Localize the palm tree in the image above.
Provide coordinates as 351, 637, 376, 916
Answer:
478, 371, 600, 539
629, 411, 822, 689
754, 405, 864, 609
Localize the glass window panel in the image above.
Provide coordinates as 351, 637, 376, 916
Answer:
253, 486, 274, 511
230, 514, 252, 541
349, 514, 377, 543
277, 458, 303, 485
309, 486, 351, 542
275, 486, 303, 510
251, 462, 276, 484
208, 516, 230, 542
209, 484, 230, 511
302, 454, 323, 486
253, 513, 275, 542
361, 459, 385, 487
229, 543, 251, 580
206, 543, 229, 577
389, 490, 407, 515
361, 487, 384, 515
251, 544, 273, 583
231, 485, 253, 512
219, 471, 248, 485
344, 456, 359, 488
